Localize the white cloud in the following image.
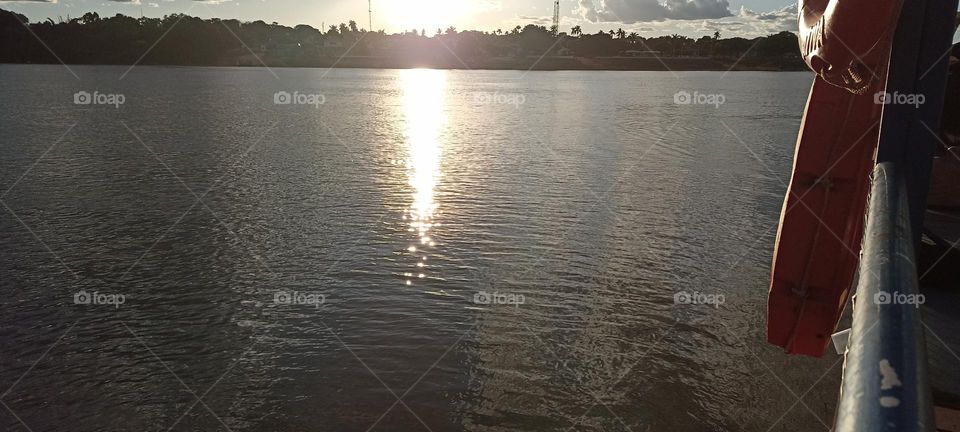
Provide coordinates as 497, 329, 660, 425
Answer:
518, 15, 552, 26
577, 0, 733, 23
620, 3, 797, 38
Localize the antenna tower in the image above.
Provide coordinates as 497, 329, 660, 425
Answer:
552, 0, 560, 35
368, 0, 373, 32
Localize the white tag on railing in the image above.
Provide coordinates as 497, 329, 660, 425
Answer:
832, 328, 851, 355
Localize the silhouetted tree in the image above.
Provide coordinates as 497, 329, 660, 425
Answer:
0, 8, 806, 68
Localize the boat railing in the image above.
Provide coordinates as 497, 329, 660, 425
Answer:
833, 162, 934, 431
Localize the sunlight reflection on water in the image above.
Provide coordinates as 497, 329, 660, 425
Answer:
400, 69, 447, 286
0, 65, 834, 432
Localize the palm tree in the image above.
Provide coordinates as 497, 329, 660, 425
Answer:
80, 12, 100, 25
616, 28, 626, 39
571, 25, 582, 37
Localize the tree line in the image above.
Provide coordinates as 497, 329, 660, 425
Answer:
0, 8, 803, 68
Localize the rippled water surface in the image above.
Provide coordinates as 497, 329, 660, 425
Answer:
0, 65, 840, 432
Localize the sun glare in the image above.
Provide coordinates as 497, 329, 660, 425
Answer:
381, 0, 473, 32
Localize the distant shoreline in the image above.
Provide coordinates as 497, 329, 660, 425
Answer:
1, 56, 810, 72
2, 8, 811, 73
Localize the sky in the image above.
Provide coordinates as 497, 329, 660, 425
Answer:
0, 0, 903, 39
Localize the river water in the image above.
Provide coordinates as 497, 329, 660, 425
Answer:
0, 65, 840, 431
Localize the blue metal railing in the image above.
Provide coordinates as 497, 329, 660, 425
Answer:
830, 0, 957, 427
834, 162, 933, 431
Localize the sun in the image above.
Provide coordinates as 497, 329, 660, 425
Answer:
379, 0, 474, 32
